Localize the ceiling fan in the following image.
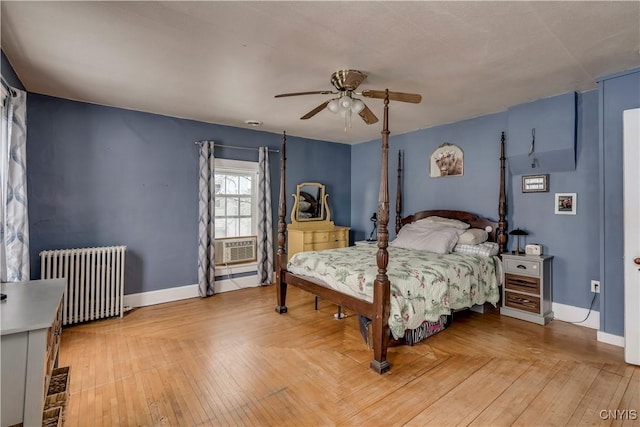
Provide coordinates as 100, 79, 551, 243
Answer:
275, 70, 422, 129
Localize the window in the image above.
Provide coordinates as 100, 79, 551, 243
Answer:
214, 158, 258, 238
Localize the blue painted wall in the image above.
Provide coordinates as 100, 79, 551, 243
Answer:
352, 111, 508, 242
509, 90, 600, 310
26, 94, 350, 295
352, 90, 601, 316
598, 68, 640, 337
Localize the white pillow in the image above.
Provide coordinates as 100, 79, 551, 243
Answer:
419, 216, 470, 230
391, 222, 462, 254
458, 228, 488, 245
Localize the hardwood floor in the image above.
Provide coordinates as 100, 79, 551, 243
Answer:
58, 286, 638, 426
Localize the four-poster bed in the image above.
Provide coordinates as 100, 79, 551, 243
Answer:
275, 92, 508, 374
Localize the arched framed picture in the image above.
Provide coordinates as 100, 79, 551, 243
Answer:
430, 143, 464, 177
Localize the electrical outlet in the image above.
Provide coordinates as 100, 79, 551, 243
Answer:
591, 280, 601, 293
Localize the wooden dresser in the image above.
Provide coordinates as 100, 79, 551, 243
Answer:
287, 182, 349, 260
288, 224, 350, 260
1, 279, 65, 427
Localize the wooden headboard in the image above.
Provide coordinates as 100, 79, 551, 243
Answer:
400, 210, 500, 243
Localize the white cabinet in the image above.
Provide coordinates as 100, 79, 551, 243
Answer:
1, 279, 65, 427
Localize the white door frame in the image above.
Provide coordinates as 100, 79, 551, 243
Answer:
623, 108, 640, 365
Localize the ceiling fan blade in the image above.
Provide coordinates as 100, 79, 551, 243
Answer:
301, 100, 330, 120
361, 90, 422, 104
358, 104, 379, 125
275, 90, 336, 98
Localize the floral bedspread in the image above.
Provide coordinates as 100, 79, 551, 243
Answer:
287, 245, 502, 339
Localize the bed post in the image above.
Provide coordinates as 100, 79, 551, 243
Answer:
497, 131, 508, 253
275, 132, 288, 314
371, 91, 392, 374
395, 150, 403, 235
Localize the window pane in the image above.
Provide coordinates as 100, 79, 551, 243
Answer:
239, 175, 252, 195
226, 218, 239, 236
240, 218, 252, 236
215, 218, 227, 237
215, 198, 225, 216
215, 175, 225, 194
239, 197, 252, 215
225, 175, 239, 195
227, 197, 239, 215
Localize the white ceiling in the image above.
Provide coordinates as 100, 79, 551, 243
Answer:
2, 1, 639, 144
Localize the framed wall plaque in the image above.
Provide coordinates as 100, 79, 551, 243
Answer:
522, 174, 549, 193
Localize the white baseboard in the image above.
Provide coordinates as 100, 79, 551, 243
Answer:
552, 302, 600, 330
597, 331, 625, 348
214, 275, 260, 293
551, 302, 624, 347
124, 283, 199, 308
124, 275, 260, 308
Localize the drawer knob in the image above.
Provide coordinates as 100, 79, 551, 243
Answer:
517, 264, 527, 269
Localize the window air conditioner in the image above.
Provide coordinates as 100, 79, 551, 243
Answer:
214, 236, 257, 265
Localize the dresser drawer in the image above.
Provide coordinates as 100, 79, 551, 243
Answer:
328, 230, 346, 242
505, 273, 540, 295
307, 231, 330, 243
505, 291, 540, 314
306, 230, 347, 244
309, 241, 345, 251
503, 257, 540, 277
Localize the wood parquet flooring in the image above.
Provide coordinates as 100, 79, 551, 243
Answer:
58, 285, 639, 426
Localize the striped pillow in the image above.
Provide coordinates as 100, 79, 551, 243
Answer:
453, 242, 499, 257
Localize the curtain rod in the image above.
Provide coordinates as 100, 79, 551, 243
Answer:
194, 142, 279, 153
0, 77, 17, 97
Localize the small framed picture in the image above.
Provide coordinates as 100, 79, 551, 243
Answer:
522, 174, 549, 193
555, 193, 577, 215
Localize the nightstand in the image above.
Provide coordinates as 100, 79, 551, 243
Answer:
500, 254, 554, 325
355, 240, 377, 246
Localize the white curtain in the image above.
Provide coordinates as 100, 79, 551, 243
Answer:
256, 147, 273, 285
1, 86, 29, 283
197, 140, 215, 297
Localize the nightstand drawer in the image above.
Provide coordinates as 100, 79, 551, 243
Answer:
505, 291, 540, 314
505, 273, 540, 294
503, 257, 540, 277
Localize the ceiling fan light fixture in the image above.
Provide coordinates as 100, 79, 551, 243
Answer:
327, 99, 340, 113
339, 95, 352, 110
351, 98, 365, 114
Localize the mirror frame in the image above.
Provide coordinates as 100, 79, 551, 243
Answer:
291, 182, 331, 224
